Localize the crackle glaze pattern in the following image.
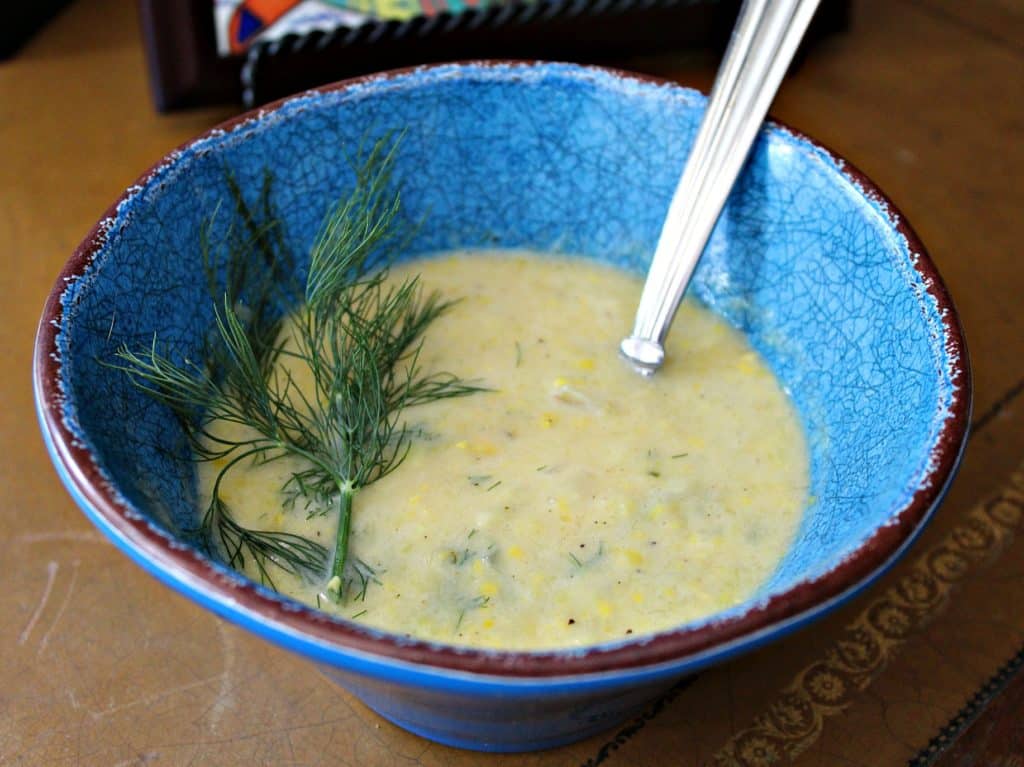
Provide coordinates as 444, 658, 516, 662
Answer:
39, 63, 968, 751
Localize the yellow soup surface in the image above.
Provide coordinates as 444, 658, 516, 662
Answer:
199, 252, 808, 649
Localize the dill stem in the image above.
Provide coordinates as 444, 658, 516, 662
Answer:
328, 486, 355, 600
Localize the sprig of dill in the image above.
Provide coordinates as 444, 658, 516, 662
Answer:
110, 136, 484, 601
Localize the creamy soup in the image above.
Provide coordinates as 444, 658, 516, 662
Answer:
199, 252, 807, 649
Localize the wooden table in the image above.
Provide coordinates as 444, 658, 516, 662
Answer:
2, 1, 1022, 764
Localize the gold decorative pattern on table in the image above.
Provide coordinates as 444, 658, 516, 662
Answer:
712, 464, 1024, 766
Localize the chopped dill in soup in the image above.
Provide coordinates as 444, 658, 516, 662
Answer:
199, 253, 807, 649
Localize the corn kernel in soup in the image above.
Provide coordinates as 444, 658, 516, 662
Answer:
198, 252, 808, 650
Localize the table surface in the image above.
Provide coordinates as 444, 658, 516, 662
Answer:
2, 1, 1023, 765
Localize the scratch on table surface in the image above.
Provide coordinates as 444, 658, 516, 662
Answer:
111, 752, 159, 767
208, 618, 238, 732
37, 559, 79, 655
14, 529, 108, 545
18, 560, 58, 645
92, 673, 227, 721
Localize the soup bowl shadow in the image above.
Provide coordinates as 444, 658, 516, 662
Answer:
34, 61, 969, 752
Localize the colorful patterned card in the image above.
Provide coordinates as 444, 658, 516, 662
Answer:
214, 0, 524, 55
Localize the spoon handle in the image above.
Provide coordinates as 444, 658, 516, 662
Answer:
620, 0, 821, 375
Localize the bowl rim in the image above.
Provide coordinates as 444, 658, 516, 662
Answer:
33, 59, 971, 681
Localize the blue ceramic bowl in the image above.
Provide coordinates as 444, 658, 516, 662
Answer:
34, 62, 969, 752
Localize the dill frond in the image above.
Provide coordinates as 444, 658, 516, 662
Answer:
110, 135, 485, 601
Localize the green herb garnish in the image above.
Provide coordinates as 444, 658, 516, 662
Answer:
567, 541, 605, 570
455, 595, 491, 631
110, 136, 484, 601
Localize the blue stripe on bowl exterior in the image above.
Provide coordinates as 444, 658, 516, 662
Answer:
36, 61, 969, 751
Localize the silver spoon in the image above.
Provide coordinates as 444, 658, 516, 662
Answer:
620, 0, 822, 376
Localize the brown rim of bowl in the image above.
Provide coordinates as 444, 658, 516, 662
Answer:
33, 60, 971, 679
